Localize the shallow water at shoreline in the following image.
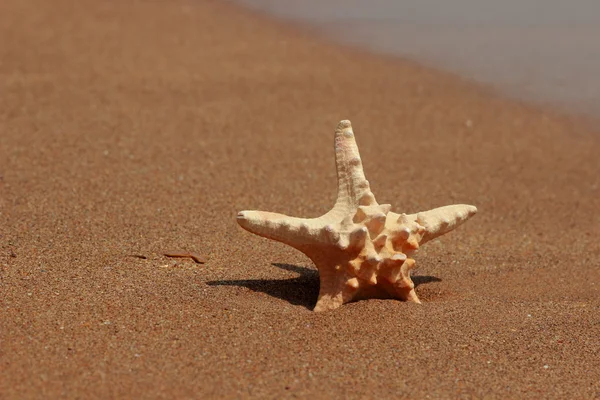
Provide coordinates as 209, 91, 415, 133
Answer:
234, 0, 600, 118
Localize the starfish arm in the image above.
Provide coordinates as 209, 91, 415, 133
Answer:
311, 254, 357, 312
236, 210, 327, 249
328, 120, 377, 217
414, 204, 478, 244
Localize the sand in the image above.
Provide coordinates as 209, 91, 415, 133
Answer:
1, 0, 599, 398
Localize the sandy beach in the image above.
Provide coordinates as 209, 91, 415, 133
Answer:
1, 0, 599, 398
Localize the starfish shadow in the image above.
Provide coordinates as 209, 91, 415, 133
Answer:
206, 263, 320, 309
206, 263, 442, 310
412, 275, 443, 286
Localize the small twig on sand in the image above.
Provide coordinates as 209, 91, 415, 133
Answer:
163, 251, 207, 264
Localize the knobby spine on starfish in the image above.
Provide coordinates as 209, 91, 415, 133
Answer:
237, 120, 477, 312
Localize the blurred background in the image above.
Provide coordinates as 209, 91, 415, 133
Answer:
235, 0, 600, 118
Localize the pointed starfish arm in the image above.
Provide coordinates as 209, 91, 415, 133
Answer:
331, 120, 377, 213
236, 210, 325, 249
414, 204, 477, 244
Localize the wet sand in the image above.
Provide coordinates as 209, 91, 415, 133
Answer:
1, 0, 600, 398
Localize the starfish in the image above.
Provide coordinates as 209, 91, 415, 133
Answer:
237, 120, 477, 312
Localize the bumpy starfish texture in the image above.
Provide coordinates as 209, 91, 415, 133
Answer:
237, 120, 477, 312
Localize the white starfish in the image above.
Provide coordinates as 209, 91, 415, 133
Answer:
237, 120, 477, 312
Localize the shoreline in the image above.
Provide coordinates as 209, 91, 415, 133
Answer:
231, 0, 600, 128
